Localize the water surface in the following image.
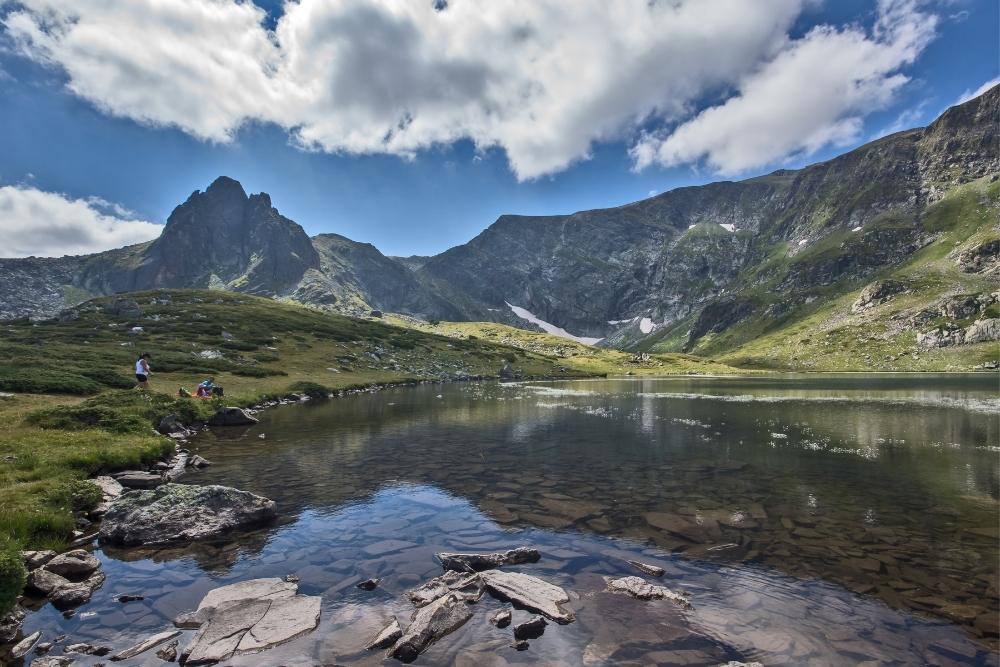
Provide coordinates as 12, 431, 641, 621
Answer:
20, 374, 1000, 665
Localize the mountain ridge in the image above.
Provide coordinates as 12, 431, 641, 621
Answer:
1, 86, 997, 368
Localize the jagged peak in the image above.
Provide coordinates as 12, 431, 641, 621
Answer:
205, 175, 248, 199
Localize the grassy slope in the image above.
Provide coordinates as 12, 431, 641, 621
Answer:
654, 177, 1000, 371
388, 316, 739, 375
0, 288, 594, 608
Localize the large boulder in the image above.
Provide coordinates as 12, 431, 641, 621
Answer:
964, 318, 1000, 344
851, 280, 905, 313
102, 298, 143, 319
26, 568, 105, 609
208, 407, 259, 427
99, 484, 276, 546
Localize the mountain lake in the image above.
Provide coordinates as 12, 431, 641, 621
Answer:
16, 374, 999, 666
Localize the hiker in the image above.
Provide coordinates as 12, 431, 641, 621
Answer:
195, 378, 215, 398
134, 353, 151, 390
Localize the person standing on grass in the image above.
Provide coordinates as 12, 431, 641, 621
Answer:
134, 353, 152, 390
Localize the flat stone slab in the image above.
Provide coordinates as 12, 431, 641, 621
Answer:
114, 471, 164, 489
99, 484, 276, 546
110, 629, 180, 661
480, 571, 574, 623
437, 547, 540, 572
181, 579, 321, 664
606, 576, 691, 607
236, 595, 321, 652
198, 578, 297, 612
208, 407, 259, 426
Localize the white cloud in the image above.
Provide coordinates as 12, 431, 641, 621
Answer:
2, 0, 939, 180
631, 0, 937, 175
954, 76, 1000, 106
0, 186, 161, 257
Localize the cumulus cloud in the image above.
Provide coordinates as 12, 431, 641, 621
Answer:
631, 0, 938, 175
2, 0, 938, 179
0, 186, 161, 257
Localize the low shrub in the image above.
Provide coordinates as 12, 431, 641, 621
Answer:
287, 381, 331, 399
231, 366, 287, 378
0, 545, 26, 614
0, 369, 101, 395
49, 479, 103, 512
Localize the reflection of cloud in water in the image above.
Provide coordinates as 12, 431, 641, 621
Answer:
635, 391, 1000, 414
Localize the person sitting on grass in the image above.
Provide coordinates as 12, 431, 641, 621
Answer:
134, 353, 152, 390
195, 378, 215, 398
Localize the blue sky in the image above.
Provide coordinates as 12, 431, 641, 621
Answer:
0, 0, 996, 258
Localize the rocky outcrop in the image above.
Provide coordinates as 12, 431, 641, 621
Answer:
958, 239, 999, 273
852, 280, 906, 312
918, 317, 1000, 348
99, 484, 276, 546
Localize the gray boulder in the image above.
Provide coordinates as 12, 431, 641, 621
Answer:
99, 484, 276, 546
0, 605, 25, 644
43, 549, 99, 579
157, 413, 187, 435
114, 471, 164, 490
851, 280, 905, 312
964, 317, 1000, 344
208, 407, 259, 427
26, 568, 105, 609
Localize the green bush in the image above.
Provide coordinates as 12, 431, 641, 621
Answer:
231, 366, 287, 378
287, 381, 331, 399
26, 390, 217, 435
0, 545, 26, 614
220, 341, 259, 351
79, 368, 136, 389
49, 479, 103, 512
0, 369, 101, 395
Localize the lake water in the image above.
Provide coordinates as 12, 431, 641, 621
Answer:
19, 375, 1000, 666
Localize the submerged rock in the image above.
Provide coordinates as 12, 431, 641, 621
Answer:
437, 547, 541, 572
110, 629, 180, 661
156, 640, 179, 662
606, 576, 691, 607
480, 571, 574, 623
388, 593, 474, 663
208, 407, 259, 427
197, 578, 297, 613
99, 484, 276, 546
365, 618, 403, 650
408, 571, 485, 607
357, 578, 381, 591
29, 657, 74, 667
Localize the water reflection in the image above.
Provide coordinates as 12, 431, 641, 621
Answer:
18, 375, 998, 665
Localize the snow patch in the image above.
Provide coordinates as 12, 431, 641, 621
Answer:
506, 302, 602, 345
608, 317, 637, 325
639, 317, 655, 334
851, 226, 863, 232
719, 223, 735, 232
798, 239, 808, 246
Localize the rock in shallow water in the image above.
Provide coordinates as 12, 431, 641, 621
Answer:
389, 593, 474, 663
207, 407, 258, 426
174, 578, 321, 664
605, 576, 691, 607
437, 547, 540, 572
43, 550, 99, 579
408, 570, 485, 607
626, 560, 666, 577
480, 571, 574, 623
110, 629, 180, 661
99, 484, 276, 546
26, 569, 105, 609
365, 617, 403, 650
513, 615, 547, 640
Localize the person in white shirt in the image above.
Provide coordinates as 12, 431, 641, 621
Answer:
134, 353, 152, 390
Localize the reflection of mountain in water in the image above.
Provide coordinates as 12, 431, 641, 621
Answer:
186, 378, 999, 647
